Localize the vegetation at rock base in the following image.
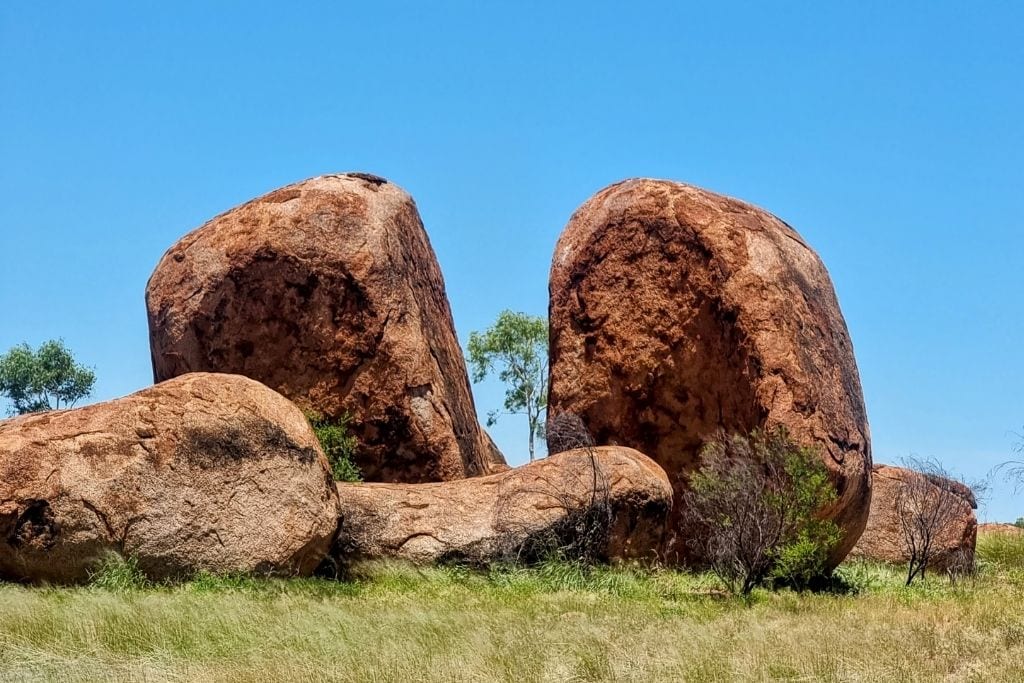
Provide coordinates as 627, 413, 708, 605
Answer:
306, 411, 362, 482
895, 456, 977, 586
0, 539, 1021, 682
0, 339, 95, 415
468, 310, 548, 462
683, 427, 840, 595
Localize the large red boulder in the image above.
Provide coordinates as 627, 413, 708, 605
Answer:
0, 373, 338, 584
547, 179, 872, 564
146, 173, 505, 483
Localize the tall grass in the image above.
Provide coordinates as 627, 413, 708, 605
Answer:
977, 529, 1024, 572
0, 557, 1021, 681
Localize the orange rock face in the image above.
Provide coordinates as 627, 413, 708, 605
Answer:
332, 446, 672, 566
0, 374, 338, 584
547, 179, 872, 564
850, 464, 977, 570
146, 173, 505, 483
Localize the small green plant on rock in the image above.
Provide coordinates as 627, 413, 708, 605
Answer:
306, 411, 362, 482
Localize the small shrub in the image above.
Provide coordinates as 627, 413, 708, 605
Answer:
306, 411, 362, 482
683, 427, 840, 595
1015, 517, 1024, 529
771, 527, 842, 590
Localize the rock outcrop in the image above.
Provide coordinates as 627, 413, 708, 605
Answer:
146, 173, 505, 483
332, 446, 672, 566
850, 464, 977, 570
0, 373, 338, 584
547, 179, 872, 564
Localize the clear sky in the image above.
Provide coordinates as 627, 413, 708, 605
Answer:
2, 2, 1021, 521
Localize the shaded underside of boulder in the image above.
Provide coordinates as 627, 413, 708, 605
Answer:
332, 446, 672, 566
146, 173, 505, 483
547, 178, 872, 565
0, 373, 339, 584
850, 464, 977, 570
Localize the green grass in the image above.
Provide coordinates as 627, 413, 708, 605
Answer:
978, 530, 1024, 571
0, 553, 1022, 682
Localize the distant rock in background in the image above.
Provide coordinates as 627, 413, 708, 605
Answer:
547, 179, 872, 565
332, 446, 672, 566
0, 373, 338, 584
146, 173, 505, 483
851, 464, 978, 570
978, 522, 1024, 536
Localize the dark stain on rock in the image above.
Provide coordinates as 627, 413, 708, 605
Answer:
346, 172, 389, 187
7, 500, 60, 551
177, 417, 318, 468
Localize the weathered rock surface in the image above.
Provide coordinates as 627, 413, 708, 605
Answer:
146, 173, 505, 483
850, 464, 977, 570
0, 373, 338, 584
547, 179, 872, 563
332, 446, 672, 566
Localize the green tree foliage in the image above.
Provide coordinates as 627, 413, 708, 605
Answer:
306, 411, 362, 483
683, 427, 840, 595
1015, 517, 1024, 529
0, 339, 96, 415
467, 311, 548, 462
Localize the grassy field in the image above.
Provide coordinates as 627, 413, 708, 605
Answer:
0, 534, 1022, 682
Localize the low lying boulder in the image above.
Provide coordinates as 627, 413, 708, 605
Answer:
332, 446, 672, 566
978, 522, 1024, 537
850, 464, 977, 571
0, 373, 339, 584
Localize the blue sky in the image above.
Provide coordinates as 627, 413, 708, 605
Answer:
2, 2, 1021, 521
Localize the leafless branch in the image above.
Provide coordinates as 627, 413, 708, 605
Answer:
896, 456, 976, 586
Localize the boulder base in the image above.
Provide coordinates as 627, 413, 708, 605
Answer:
332, 446, 672, 566
547, 179, 872, 564
0, 373, 338, 584
146, 173, 505, 483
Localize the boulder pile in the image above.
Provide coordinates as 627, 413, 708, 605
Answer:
547, 179, 872, 564
0, 173, 879, 581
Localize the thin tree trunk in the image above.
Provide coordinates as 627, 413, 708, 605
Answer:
528, 415, 535, 462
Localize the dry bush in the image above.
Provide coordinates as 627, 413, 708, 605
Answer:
682, 428, 840, 595
896, 456, 977, 586
494, 412, 612, 565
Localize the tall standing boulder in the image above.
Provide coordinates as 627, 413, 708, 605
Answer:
146, 173, 505, 483
850, 464, 977, 570
548, 179, 871, 564
0, 373, 338, 584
